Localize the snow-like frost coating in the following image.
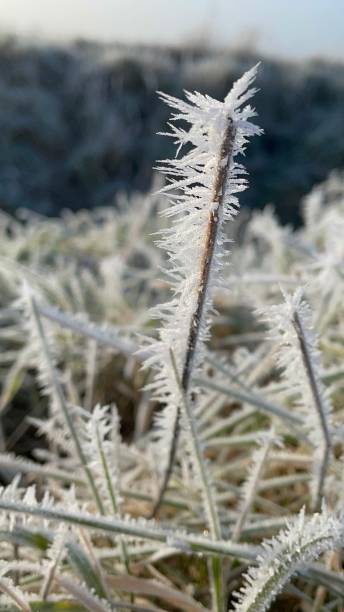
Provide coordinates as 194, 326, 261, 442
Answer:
232, 504, 344, 612
142, 65, 262, 479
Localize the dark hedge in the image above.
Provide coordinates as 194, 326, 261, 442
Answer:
1, 38, 344, 223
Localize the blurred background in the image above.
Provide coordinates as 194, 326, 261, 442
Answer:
0, 0, 343, 223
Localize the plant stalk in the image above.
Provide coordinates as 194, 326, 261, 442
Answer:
152, 117, 236, 516
168, 349, 224, 611
30, 294, 105, 515
292, 309, 331, 510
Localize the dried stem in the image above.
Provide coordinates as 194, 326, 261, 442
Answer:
152, 119, 236, 516
168, 348, 224, 611
182, 120, 236, 391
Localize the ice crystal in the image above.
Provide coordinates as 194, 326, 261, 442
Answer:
143, 65, 262, 487
233, 505, 344, 611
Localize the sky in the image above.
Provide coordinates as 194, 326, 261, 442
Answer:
0, 0, 343, 61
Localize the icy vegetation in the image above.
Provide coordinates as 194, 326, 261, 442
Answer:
0, 66, 344, 610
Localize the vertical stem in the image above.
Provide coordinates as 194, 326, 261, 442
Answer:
41, 534, 65, 600
32, 297, 132, 590
232, 436, 273, 543
292, 310, 331, 509
94, 422, 130, 573
169, 349, 224, 611
152, 118, 236, 516
85, 339, 97, 410
30, 294, 105, 515
182, 119, 236, 391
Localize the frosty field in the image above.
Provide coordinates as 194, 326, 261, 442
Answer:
0, 65, 343, 611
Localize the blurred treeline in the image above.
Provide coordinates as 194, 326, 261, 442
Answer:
1, 37, 344, 223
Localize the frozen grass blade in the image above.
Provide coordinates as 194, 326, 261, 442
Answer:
82, 404, 130, 571
0, 561, 30, 612
260, 289, 333, 509
40, 525, 67, 600
0, 491, 257, 561
292, 306, 331, 509
232, 430, 276, 542
194, 376, 303, 425
168, 349, 224, 610
37, 302, 138, 357
25, 286, 105, 514
55, 576, 111, 612
232, 505, 344, 612
143, 65, 262, 515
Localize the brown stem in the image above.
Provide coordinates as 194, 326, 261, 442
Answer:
151, 117, 236, 517
182, 119, 236, 391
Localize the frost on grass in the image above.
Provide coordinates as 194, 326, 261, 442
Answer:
0, 67, 343, 612
232, 429, 280, 542
81, 403, 123, 515
259, 288, 333, 508
232, 505, 344, 612
142, 65, 262, 491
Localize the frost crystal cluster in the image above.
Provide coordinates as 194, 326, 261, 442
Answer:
143, 65, 262, 504
233, 505, 344, 612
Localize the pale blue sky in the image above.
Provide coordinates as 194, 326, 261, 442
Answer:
0, 0, 343, 61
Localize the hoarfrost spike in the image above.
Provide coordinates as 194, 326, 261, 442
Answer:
142, 64, 262, 514
232, 504, 344, 612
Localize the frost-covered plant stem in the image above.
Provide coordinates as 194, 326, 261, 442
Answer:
169, 349, 223, 610
92, 415, 130, 571
154, 120, 237, 516
169, 350, 221, 538
0, 496, 256, 560
153, 117, 235, 516
0, 578, 30, 612
260, 289, 333, 511
55, 576, 110, 612
29, 293, 105, 514
232, 432, 274, 542
146, 66, 262, 515
233, 506, 344, 612
181, 120, 236, 391
292, 309, 331, 509
37, 301, 137, 357
40, 530, 66, 599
